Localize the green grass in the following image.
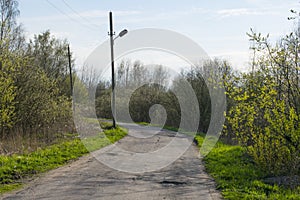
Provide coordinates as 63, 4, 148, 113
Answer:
136, 122, 149, 126
136, 121, 181, 133
0, 122, 127, 194
195, 135, 300, 200
82, 126, 127, 152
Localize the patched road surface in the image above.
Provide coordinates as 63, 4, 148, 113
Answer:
2, 124, 222, 200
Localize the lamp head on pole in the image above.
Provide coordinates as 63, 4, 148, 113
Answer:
118, 29, 128, 37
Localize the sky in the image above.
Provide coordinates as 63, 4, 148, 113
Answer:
17, 0, 299, 72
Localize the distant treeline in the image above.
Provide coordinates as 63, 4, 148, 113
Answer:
95, 59, 230, 134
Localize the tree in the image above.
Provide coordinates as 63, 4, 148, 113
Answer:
26, 30, 75, 96
175, 58, 232, 133
0, 0, 25, 53
247, 27, 300, 115
0, 0, 19, 40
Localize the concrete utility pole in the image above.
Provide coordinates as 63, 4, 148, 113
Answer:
109, 11, 116, 128
108, 11, 128, 128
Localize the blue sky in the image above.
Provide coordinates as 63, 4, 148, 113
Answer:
18, 0, 299, 71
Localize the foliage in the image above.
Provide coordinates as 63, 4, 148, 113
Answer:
95, 87, 112, 119
0, 47, 73, 152
0, 71, 15, 129
195, 136, 300, 200
14, 64, 71, 133
95, 61, 181, 127
0, 1, 75, 153
0, 50, 17, 130
26, 30, 75, 97
129, 84, 180, 126
225, 25, 300, 176
0, 0, 25, 53
178, 58, 232, 132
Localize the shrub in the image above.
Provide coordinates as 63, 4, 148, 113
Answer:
227, 75, 300, 176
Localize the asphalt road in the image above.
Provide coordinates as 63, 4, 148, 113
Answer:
1, 123, 222, 200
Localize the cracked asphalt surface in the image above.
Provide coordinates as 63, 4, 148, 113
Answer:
1, 124, 222, 200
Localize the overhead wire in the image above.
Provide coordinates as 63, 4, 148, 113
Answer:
61, 0, 102, 30
45, 0, 112, 69
45, 0, 101, 32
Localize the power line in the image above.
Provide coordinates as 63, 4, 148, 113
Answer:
45, 0, 100, 32
61, 0, 102, 29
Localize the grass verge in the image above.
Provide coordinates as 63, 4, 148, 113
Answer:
195, 135, 300, 200
0, 122, 127, 194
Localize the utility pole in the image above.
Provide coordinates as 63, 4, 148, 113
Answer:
109, 11, 116, 128
68, 45, 73, 96
67, 44, 74, 112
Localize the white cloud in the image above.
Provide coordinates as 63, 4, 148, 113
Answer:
216, 8, 278, 18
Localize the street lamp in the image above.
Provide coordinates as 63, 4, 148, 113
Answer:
114, 29, 128, 41
109, 11, 128, 128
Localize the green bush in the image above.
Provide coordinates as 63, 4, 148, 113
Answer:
226, 75, 300, 176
